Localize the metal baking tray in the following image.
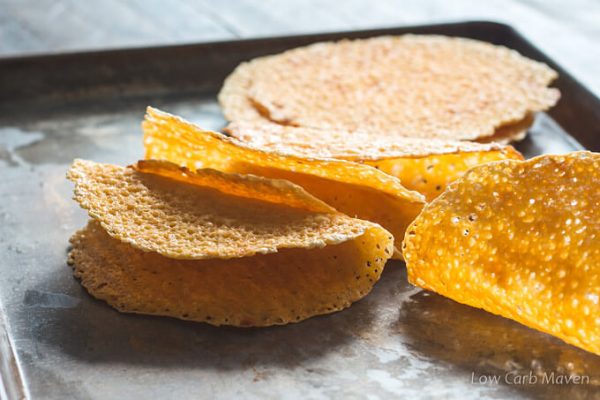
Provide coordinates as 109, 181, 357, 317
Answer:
0, 21, 598, 400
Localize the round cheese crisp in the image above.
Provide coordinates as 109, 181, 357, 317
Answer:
67, 159, 394, 326
403, 152, 600, 355
220, 35, 559, 142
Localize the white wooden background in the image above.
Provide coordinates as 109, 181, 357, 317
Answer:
1, 0, 599, 96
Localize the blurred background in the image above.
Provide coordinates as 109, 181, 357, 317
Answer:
1, 0, 599, 96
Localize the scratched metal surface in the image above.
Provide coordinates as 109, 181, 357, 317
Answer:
1, 24, 600, 400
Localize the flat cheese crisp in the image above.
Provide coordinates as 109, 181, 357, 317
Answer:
226, 121, 523, 201
143, 107, 425, 256
67, 159, 393, 326
219, 35, 558, 142
403, 152, 600, 355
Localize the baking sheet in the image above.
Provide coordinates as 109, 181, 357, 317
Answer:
0, 22, 599, 399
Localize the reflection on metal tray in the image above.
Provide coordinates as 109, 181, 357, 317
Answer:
0, 21, 598, 400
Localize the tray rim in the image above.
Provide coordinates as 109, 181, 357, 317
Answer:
2, 20, 513, 62
0, 304, 28, 400
0, 19, 597, 105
